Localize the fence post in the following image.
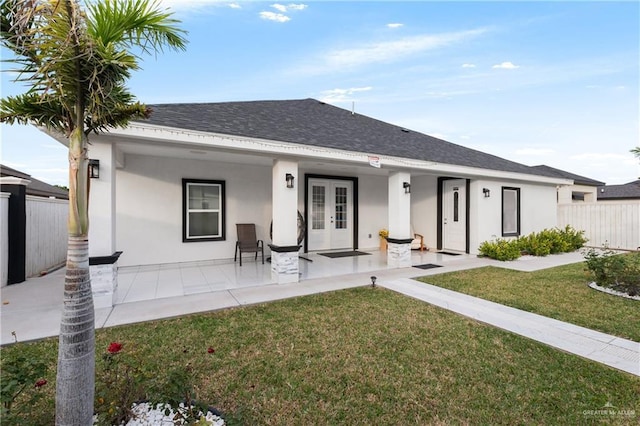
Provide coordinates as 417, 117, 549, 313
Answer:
0, 177, 30, 284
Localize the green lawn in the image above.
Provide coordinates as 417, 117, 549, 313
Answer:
2, 287, 638, 425
417, 262, 640, 342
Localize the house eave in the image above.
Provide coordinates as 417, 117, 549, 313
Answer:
103, 123, 570, 185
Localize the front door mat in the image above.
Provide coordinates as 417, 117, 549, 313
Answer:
438, 251, 461, 256
413, 263, 443, 270
319, 251, 371, 258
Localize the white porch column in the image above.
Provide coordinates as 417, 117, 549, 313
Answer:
387, 171, 412, 268
88, 142, 119, 308
270, 159, 300, 283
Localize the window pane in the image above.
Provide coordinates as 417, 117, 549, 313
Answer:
189, 212, 219, 237
335, 187, 347, 229
503, 189, 518, 235
312, 185, 325, 230
453, 191, 459, 222
189, 185, 219, 210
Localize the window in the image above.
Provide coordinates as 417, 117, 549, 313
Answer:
182, 179, 225, 242
502, 187, 520, 237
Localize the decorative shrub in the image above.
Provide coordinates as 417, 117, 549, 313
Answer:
479, 226, 587, 261
478, 238, 521, 261
517, 233, 552, 256
94, 341, 151, 425
584, 248, 640, 297
558, 225, 588, 251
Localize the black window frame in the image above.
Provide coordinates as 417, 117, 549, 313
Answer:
182, 178, 226, 242
501, 186, 521, 237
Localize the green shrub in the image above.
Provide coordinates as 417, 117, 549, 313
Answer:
480, 226, 587, 261
584, 248, 640, 296
518, 233, 552, 256
517, 226, 586, 257
557, 225, 588, 251
478, 238, 521, 261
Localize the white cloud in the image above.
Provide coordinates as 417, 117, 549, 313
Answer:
492, 61, 520, 69
319, 86, 373, 103
462, 63, 476, 68
301, 28, 487, 74
228, 3, 241, 9
262, 3, 307, 22
387, 23, 403, 29
570, 152, 636, 165
271, 3, 307, 13
287, 4, 308, 11
515, 148, 555, 156
271, 3, 287, 12
260, 11, 290, 23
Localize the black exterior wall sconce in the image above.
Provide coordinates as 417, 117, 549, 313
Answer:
89, 159, 100, 179
370, 276, 377, 287
483, 188, 490, 198
286, 173, 295, 189
403, 182, 411, 194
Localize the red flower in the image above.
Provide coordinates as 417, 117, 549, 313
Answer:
107, 342, 123, 354
207, 347, 215, 354
35, 379, 47, 388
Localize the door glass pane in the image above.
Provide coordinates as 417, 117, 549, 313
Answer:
453, 191, 459, 222
312, 185, 325, 230
335, 187, 347, 229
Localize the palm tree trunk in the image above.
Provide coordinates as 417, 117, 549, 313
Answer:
56, 236, 95, 425
56, 126, 95, 425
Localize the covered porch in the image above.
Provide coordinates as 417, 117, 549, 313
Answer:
0, 249, 490, 345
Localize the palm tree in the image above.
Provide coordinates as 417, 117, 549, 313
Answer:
0, 1, 186, 423
632, 147, 640, 159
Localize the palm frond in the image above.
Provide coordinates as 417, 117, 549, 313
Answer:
87, 0, 187, 55
0, 92, 71, 134
2, 0, 186, 136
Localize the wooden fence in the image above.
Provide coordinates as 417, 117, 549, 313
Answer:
557, 202, 640, 251
25, 195, 68, 277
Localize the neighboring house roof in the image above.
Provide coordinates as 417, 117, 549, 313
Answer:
135, 98, 559, 178
598, 180, 640, 200
0, 164, 69, 199
530, 165, 605, 186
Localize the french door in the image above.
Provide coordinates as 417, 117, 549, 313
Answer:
307, 178, 353, 251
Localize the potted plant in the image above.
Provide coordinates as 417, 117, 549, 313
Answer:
379, 229, 389, 251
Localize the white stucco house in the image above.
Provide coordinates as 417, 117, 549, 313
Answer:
66, 98, 572, 300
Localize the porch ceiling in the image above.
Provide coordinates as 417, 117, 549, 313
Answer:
112, 137, 427, 177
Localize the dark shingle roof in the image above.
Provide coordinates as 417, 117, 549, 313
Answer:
598, 180, 640, 200
1, 165, 69, 199
530, 165, 605, 186
135, 98, 558, 178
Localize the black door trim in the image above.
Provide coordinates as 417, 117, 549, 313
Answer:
437, 177, 470, 253
304, 174, 359, 253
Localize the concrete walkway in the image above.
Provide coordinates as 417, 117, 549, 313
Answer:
381, 278, 639, 376
1, 251, 638, 376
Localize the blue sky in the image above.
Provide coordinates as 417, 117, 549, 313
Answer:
1, 0, 638, 186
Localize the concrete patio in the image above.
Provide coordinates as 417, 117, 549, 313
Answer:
1, 250, 638, 376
